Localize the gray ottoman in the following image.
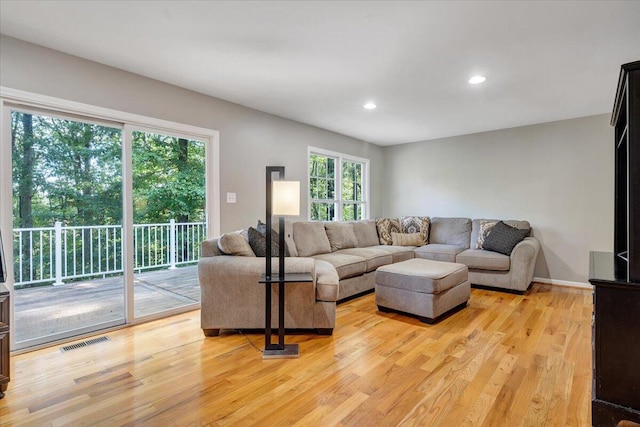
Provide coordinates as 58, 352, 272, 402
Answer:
375, 258, 470, 323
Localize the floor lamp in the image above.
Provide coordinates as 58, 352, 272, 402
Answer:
261, 166, 307, 358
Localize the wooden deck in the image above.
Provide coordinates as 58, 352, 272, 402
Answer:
13, 265, 199, 345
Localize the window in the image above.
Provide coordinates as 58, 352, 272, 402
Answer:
308, 147, 369, 221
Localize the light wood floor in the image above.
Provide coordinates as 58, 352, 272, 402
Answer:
0, 283, 592, 426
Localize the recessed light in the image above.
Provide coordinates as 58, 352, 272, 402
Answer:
363, 102, 377, 110
468, 75, 486, 84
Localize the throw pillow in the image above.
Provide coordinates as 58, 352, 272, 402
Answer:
217, 231, 256, 257
482, 221, 530, 256
376, 218, 402, 245
476, 220, 499, 249
324, 222, 358, 251
256, 220, 267, 234
400, 216, 430, 245
391, 232, 424, 247
248, 226, 281, 257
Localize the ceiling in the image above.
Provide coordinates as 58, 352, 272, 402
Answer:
1, 1, 639, 146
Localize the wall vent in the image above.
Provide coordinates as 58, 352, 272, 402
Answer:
60, 336, 110, 352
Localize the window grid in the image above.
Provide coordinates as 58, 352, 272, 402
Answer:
308, 149, 368, 221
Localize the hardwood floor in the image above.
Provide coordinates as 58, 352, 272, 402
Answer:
0, 283, 592, 426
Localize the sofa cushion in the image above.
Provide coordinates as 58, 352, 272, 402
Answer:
336, 247, 393, 272
293, 221, 331, 257
429, 217, 471, 247
312, 253, 366, 280
217, 231, 255, 257
375, 259, 468, 294
400, 216, 430, 244
456, 249, 510, 271
414, 244, 467, 263
391, 232, 423, 247
350, 220, 380, 247
283, 220, 298, 257
324, 222, 358, 251
470, 218, 531, 249
372, 245, 416, 263
248, 227, 281, 257
482, 221, 530, 256
376, 217, 402, 245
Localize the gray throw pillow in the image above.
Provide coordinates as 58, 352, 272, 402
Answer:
482, 221, 530, 256
248, 227, 281, 257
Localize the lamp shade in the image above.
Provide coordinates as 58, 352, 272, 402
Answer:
272, 181, 300, 216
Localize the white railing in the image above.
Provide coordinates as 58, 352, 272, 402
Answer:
13, 219, 206, 288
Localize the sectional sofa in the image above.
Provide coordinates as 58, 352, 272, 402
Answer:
198, 217, 540, 336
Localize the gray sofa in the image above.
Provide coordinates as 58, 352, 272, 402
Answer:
198, 217, 540, 336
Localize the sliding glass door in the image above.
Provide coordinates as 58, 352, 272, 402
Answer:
10, 109, 125, 349
2, 99, 216, 350
131, 129, 205, 318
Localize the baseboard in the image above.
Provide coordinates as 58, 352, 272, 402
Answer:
533, 277, 593, 290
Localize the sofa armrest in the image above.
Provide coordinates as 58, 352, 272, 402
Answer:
201, 238, 221, 257
509, 237, 541, 289
199, 255, 320, 332
314, 260, 340, 302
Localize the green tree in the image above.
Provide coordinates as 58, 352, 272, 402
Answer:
131, 131, 205, 224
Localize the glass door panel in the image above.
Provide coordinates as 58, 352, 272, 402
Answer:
11, 110, 124, 349
131, 130, 205, 317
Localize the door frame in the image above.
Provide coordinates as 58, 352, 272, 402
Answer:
0, 87, 220, 352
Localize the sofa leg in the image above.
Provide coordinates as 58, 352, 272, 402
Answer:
203, 328, 220, 337
418, 316, 436, 324
316, 328, 333, 336
377, 305, 392, 313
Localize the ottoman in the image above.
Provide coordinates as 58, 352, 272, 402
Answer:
375, 258, 470, 323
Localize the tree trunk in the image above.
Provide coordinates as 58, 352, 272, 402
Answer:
177, 138, 188, 261
16, 113, 35, 276
18, 113, 35, 229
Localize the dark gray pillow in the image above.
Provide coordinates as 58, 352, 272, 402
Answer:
482, 221, 530, 255
248, 226, 285, 257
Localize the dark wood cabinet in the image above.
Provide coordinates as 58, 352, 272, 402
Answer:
589, 253, 640, 426
0, 283, 9, 399
612, 60, 640, 282
588, 60, 640, 427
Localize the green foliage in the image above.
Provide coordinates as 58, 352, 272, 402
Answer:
132, 131, 205, 224
309, 154, 364, 221
11, 111, 206, 228
11, 112, 122, 227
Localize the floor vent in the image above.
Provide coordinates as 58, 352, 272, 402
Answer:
61, 336, 110, 352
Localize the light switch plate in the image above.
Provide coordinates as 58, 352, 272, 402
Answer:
226, 192, 237, 203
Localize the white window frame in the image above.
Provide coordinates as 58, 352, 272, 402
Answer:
0, 86, 220, 352
307, 146, 370, 221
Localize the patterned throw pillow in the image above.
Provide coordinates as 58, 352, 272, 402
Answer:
476, 220, 499, 249
375, 218, 402, 245
482, 221, 530, 256
248, 227, 281, 257
400, 216, 430, 245
391, 232, 423, 247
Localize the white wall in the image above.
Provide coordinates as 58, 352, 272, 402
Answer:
0, 35, 385, 233
383, 114, 614, 283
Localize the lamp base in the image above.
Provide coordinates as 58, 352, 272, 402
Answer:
262, 344, 299, 359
